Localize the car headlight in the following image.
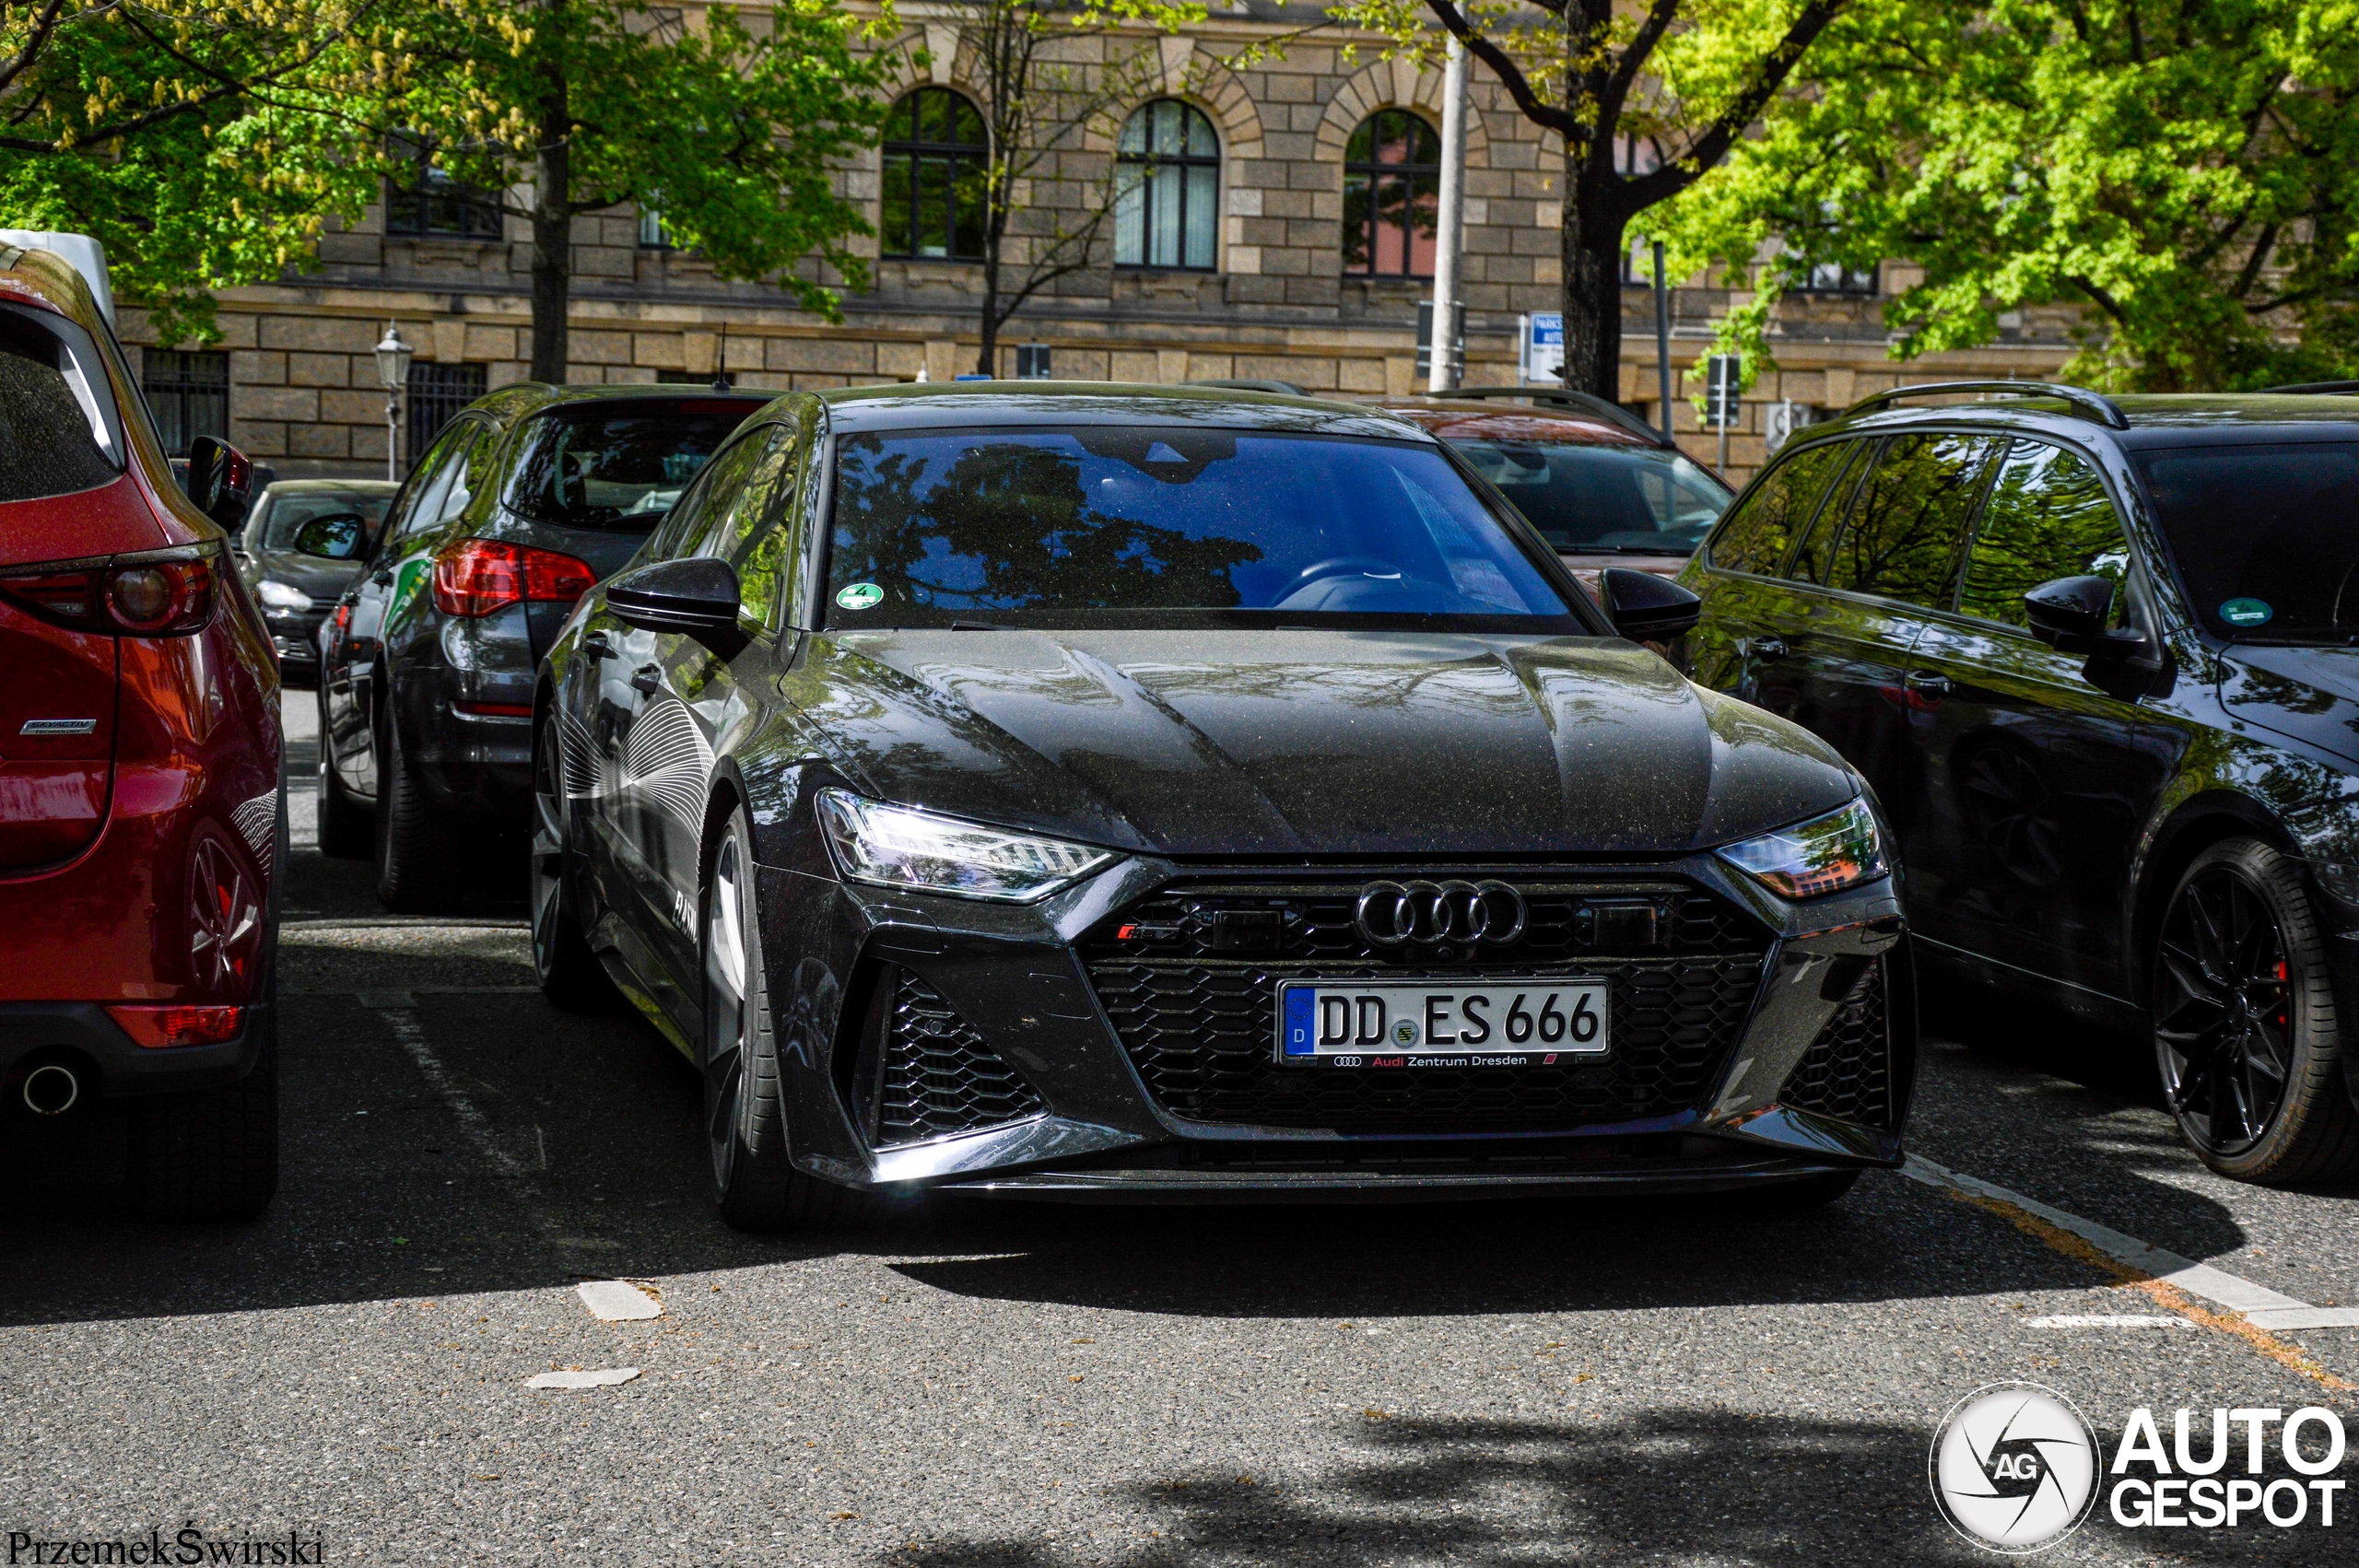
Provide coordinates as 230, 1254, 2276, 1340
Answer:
255, 579, 313, 612
815, 788, 1116, 903
1717, 796, 1888, 899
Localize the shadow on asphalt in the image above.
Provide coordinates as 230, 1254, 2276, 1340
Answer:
882, 1410, 2328, 1566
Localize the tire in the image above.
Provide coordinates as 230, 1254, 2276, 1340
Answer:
2153, 837, 2359, 1186
316, 728, 371, 860
127, 985, 280, 1222
373, 709, 457, 913
531, 712, 616, 1012
701, 803, 863, 1231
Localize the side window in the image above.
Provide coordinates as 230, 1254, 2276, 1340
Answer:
1704, 439, 1853, 577
700, 427, 802, 631
1960, 441, 2130, 627
657, 431, 767, 561
376, 421, 472, 552
1822, 432, 2001, 608
1786, 441, 1870, 584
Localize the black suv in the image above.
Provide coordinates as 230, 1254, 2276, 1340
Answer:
1682, 380, 2359, 1184
304, 383, 768, 908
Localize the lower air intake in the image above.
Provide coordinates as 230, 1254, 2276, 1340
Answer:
1778, 958, 1892, 1129
870, 969, 1045, 1147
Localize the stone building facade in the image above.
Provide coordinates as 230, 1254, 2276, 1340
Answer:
116, 3, 2079, 488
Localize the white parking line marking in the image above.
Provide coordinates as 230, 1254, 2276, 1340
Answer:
577, 1281, 663, 1321
2024, 1315, 2197, 1329
1901, 1154, 2308, 1316
378, 1007, 530, 1183
526, 1368, 641, 1390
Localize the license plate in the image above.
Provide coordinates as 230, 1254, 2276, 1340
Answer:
1274, 978, 1609, 1066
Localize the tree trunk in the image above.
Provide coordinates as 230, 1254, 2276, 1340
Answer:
977, 243, 1001, 378
1560, 168, 1626, 401
528, 94, 572, 384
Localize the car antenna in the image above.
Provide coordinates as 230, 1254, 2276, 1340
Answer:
711, 320, 731, 392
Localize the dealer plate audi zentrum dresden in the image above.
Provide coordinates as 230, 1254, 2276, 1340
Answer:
531, 382, 1915, 1228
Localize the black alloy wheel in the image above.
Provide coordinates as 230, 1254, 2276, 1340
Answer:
373, 714, 457, 913
699, 804, 861, 1231
529, 713, 616, 1012
2154, 837, 2359, 1184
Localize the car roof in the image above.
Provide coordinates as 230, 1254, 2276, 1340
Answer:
0, 243, 103, 333
259, 478, 399, 496
1806, 391, 2359, 452
1375, 400, 1666, 450
468, 380, 776, 426
813, 380, 1427, 440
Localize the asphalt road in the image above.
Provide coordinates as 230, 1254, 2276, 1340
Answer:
9, 702, 2359, 1564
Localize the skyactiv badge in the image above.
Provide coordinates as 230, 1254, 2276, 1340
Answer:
835, 582, 884, 612
2221, 597, 2273, 627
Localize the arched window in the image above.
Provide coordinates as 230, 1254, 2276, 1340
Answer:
880, 88, 987, 261
1115, 100, 1219, 270
1343, 110, 1439, 278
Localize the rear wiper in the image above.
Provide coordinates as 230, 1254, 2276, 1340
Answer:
950, 620, 1004, 631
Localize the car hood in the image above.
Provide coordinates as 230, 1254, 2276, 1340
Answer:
249, 547, 362, 603
793, 628, 1857, 858
2221, 645, 2359, 764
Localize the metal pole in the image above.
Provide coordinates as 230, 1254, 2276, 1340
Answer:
1427, 37, 1469, 393
1653, 240, 1673, 443
386, 392, 398, 483
1717, 358, 1731, 473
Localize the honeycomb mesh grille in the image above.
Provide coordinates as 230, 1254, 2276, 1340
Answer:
1778, 959, 1892, 1129
1086, 957, 1766, 1133
875, 971, 1045, 1147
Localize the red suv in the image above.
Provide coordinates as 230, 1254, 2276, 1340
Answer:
0, 241, 280, 1219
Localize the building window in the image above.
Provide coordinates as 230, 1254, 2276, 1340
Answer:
1615, 135, 1665, 284
1803, 261, 1878, 296
407, 362, 487, 459
1343, 110, 1438, 279
142, 349, 229, 458
1015, 343, 1051, 380
638, 206, 673, 250
1115, 100, 1218, 271
385, 135, 501, 240
879, 88, 987, 261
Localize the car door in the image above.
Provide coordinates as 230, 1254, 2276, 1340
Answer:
1681, 437, 1861, 692
1902, 437, 2168, 997
322, 420, 475, 798
1744, 432, 2002, 825
587, 424, 794, 994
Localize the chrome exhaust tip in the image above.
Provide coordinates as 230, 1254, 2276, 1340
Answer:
21, 1062, 78, 1117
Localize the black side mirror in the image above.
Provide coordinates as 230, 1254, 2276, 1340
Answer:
1600, 567, 1702, 642
291, 512, 371, 562
183, 436, 254, 531
606, 556, 746, 657
2025, 575, 2147, 657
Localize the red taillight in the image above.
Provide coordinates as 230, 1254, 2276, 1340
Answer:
0, 544, 217, 636
432, 540, 597, 617
104, 1004, 244, 1048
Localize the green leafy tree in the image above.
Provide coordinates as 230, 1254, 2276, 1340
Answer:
0, 0, 402, 344
392, 0, 898, 381
1660, 0, 2359, 390
1328, 0, 1853, 398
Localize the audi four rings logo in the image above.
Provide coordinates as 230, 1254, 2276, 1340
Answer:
1354, 880, 1528, 946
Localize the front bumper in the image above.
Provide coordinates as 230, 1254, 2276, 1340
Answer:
752, 849, 1912, 1200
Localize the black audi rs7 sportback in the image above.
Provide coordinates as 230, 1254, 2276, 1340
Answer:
532, 384, 1914, 1228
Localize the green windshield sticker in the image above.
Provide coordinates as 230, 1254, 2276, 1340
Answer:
835, 581, 884, 612
2220, 597, 2273, 627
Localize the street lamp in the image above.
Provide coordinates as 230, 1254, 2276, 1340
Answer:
373, 323, 415, 482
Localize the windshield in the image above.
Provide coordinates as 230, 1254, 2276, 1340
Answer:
824, 427, 1578, 630
1448, 439, 1730, 554
2135, 443, 2359, 641
502, 397, 765, 532
256, 491, 393, 550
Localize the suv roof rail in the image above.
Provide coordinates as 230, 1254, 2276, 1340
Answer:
1189, 378, 1307, 397
1840, 380, 2129, 429
1429, 386, 1673, 447
2260, 380, 2359, 395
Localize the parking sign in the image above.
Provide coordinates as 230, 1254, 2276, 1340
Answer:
1520, 312, 1564, 384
